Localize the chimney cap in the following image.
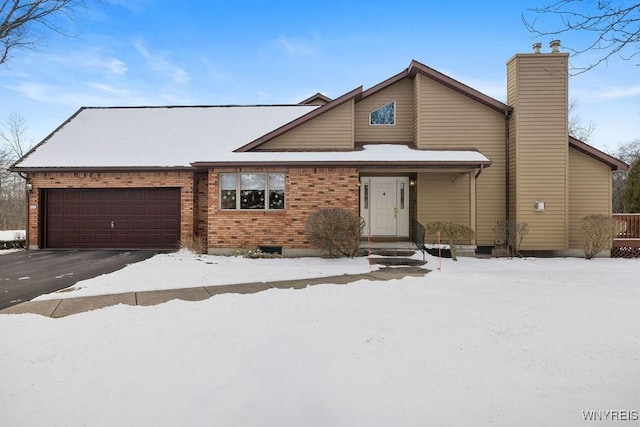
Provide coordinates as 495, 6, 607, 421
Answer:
532, 42, 542, 54
550, 40, 561, 53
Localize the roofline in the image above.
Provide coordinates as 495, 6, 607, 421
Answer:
568, 136, 629, 171
191, 160, 492, 169
11, 166, 196, 173
298, 92, 333, 105
79, 104, 315, 109
10, 107, 87, 171
233, 86, 363, 152
359, 69, 410, 100
408, 60, 512, 113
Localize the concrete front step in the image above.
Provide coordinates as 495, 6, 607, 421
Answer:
369, 257, 426, 266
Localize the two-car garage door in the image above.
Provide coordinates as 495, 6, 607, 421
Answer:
44, 188, 180, 249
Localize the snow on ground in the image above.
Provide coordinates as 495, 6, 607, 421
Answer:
1, 255, 638, 426
0, 229, 24, 241
34, 250, 378, 299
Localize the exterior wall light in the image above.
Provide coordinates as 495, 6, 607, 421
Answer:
409, 180, 416, 186
534, 201, 545, 211
26, 182, 33, 193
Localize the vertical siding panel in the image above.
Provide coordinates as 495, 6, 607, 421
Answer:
415, 75, 506, 245
507, 53, 569, 250
354, 79, 415, 143
257, 100, 354, 150
568, 148, 612, 249
417, 172, 471, 241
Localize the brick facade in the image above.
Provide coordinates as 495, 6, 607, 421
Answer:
207, 167, 359, 251
25, 171, 196, 248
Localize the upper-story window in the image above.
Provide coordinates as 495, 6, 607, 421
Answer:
220, 173, 285, 210
369, 101, 395, 125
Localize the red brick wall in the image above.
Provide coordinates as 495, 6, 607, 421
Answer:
26, 171, 195, 248
207, 167, 359, 249
194, 172, 209, 239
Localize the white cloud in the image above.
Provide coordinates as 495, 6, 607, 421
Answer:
43, 50, 128, 76
134, 40, 191, 85
273, 34, 320, 57
6, 81, 151, 107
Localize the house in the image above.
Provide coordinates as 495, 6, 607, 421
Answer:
12, 43, 628, 256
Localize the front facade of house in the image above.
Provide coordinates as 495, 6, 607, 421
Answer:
13, 46, 627, 256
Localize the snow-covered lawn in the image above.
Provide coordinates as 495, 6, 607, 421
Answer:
34, 250, 379, 299
1, 255, 639, 426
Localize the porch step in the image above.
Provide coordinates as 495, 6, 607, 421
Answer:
358, 249, 417, 257
359, 247, 426, 266
369, 257, 426, 266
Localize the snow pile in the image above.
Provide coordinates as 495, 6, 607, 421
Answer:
0, 230, 25, 241
1, 256, 638, 426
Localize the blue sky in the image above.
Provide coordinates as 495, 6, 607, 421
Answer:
1, 0, 638, 153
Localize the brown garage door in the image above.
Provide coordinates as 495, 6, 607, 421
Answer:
44, 188, 180, 249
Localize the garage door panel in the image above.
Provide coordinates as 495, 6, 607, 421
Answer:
64, 205, 80, 216
45, 188, 180, 249
130, 220, 145, 229
163, 219, 179, 230
80, 234, 96, 245
81, 220, 96, 230
113, 205, 129, 216
96, 191, 114, 202
63, 191, 81, 202
129, 205, 145, 216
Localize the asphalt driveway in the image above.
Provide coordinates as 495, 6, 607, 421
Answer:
0, 250, 159, 310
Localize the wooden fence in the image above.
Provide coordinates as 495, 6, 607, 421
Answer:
612, 214, 640, 258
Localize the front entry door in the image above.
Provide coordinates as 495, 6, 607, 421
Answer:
361, 177, 409, 237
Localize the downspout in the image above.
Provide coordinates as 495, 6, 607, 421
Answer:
504, 110, 510, 222
18, 172, 29, 249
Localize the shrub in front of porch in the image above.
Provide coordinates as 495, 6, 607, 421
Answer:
306, 208, 364, 258
424, 221, 476, 261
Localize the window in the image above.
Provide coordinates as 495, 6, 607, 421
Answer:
369, 101, 395, 125
220, 173, 285, 210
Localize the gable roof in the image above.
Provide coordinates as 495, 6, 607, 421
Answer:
407, 60, 512, 113
299, 93, 332, 105
12, 105, 319, 169
233, 86, 363, 152
569, 136, 628, 171
235, 60, 513, 152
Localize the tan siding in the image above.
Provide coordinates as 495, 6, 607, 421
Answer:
354, 78, 414, 143
568, 148, 612, 249
412, 75, 419, 145
415, 75, 506, 245
506, 54, 569, 250
258, 100, 354, 150
417, 172, 471, 242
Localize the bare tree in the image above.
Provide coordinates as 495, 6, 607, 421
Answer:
610, 138, 640, 212
523, 1, 640, 74
0, 113, 32, 229
568, 97, 596, 142
0, 0, 92, 66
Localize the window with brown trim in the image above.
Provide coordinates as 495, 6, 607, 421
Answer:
220, 173, 285, 210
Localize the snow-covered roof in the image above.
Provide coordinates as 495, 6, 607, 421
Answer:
14, 106, 319, 168
13, 106, 490, 170
193, 144, 491, 167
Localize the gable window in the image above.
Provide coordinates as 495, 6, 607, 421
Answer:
369, 101, 395, 125
220, 173, 285, 210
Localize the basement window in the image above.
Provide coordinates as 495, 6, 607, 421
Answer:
220, 173, 285, 210
369, 101, 395, 125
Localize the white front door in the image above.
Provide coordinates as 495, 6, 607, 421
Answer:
360, 177, 409, 237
